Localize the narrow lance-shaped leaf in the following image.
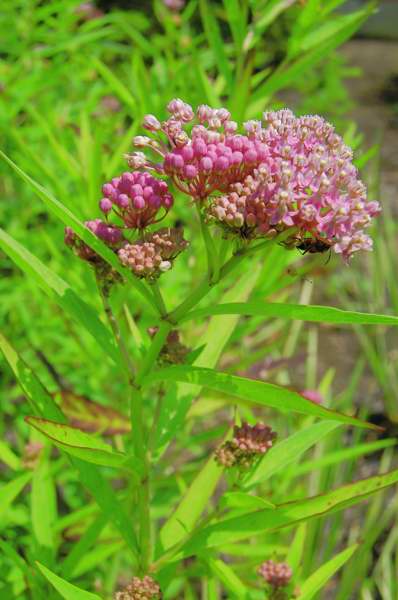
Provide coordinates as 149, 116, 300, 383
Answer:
174, 468, 398, 558
0, 332, 63, 420
159, 454, 223, 553
26, 417, 141, 473
181, 301, 398, 327
36, 561, 102, 600
204, 557, 250, 599
243, 421, 341, 489
143, 365, 379, 430
297, 544, 359, 600
0, 228, 120, 365
0, 472, 33, 520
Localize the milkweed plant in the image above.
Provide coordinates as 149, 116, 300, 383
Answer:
14, 97, 396, 600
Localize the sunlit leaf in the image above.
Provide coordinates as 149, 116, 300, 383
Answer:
59, 390, 130, 435
36, 561, 102, 600
144, 365, 378, 430
26, 417, 138, 472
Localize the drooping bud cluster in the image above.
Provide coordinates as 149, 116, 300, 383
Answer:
148, 327, 190, 364
118, 228, 188, 280
215, 422, 276, 470
99, 171, 173, 229
114, 576, 161, 600
64, 220, 123, 263
209, 109, 380, 260
258, 560, 292, 588
128, 100, 271, 201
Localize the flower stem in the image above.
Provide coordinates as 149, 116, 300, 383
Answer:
150, 280, 168, 317
97, 277, 135, 379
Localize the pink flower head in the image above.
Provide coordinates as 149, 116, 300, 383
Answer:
118, 228, 188, 280
115, 575, 161, 600
258, 560, 292, 588
99, 171, 173, 229
134, 100, 270, 201
215, 422, 276, 470
209, 109, 380, 260
65, 219, 123, 263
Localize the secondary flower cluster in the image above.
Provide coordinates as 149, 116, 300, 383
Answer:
129, 99, 379, 261
258, 560, 292, 588
115, 576, 161, 600
118, 228, 188, 280
215, 422, 276, 470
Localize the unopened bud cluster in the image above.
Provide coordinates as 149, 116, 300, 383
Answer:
148, 327, 189, 364
215, 422, 276, 469
115, 576, 161, 600
118, 228, 188, 280
258, 560, 292, 588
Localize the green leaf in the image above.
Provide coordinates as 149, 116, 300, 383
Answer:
176, 468, 398, 557
143, 365, 378, 430
0, 332, 64, 420
0, 150, 156, 310
59, 390, 130, 435
36, 561, 102, 600
0, 440, 21, 471
204, 557, 249, 599
26, 417, 137, 471
0, 228, 120, 365
159, 454, 222, 552
220, 492, 275, 511
243, 421, 341, 488
31, 449, 57, 562
181, 301, 398, 327
0, 472, 32, 520
297, 544, 359, 599
292, 438, 397, 478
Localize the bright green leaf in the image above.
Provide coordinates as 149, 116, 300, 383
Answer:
36, 561, 102, 600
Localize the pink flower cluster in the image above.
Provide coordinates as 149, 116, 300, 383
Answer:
215, 422, 276, 470
118, 228, 188, 280
129, 99, 270, 201
209, 109, 380, 260
115, 575, 161, 600
99, 171, 173, 229
64, 219, 123, 263
258, 560, 292, 588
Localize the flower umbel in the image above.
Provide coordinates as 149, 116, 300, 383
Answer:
115, 576, 161, 600
215, 422, 276, 470
118, 227, 188, 280
209, 109, 380, 260
100, 171, 173, 229
130, 100, 270, 201
258, 560, 292, 588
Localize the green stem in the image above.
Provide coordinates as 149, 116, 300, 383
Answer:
97, 278, 135, 379
168, 228, 297, 323
196, 204, 217, 282
150, 280, 168, 317
136, 321, 172, 386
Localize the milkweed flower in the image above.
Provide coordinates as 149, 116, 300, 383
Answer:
215, 422, 276, 470
209, 109, 380, 260
128, 99, 270, 201
64, 219, 123, 263
258, 560, 292, 588
99, 171, 173, 230
118, 228, 188, 280
115, 576, 161, 600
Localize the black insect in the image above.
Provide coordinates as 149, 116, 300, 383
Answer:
296, 238, 332, 255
